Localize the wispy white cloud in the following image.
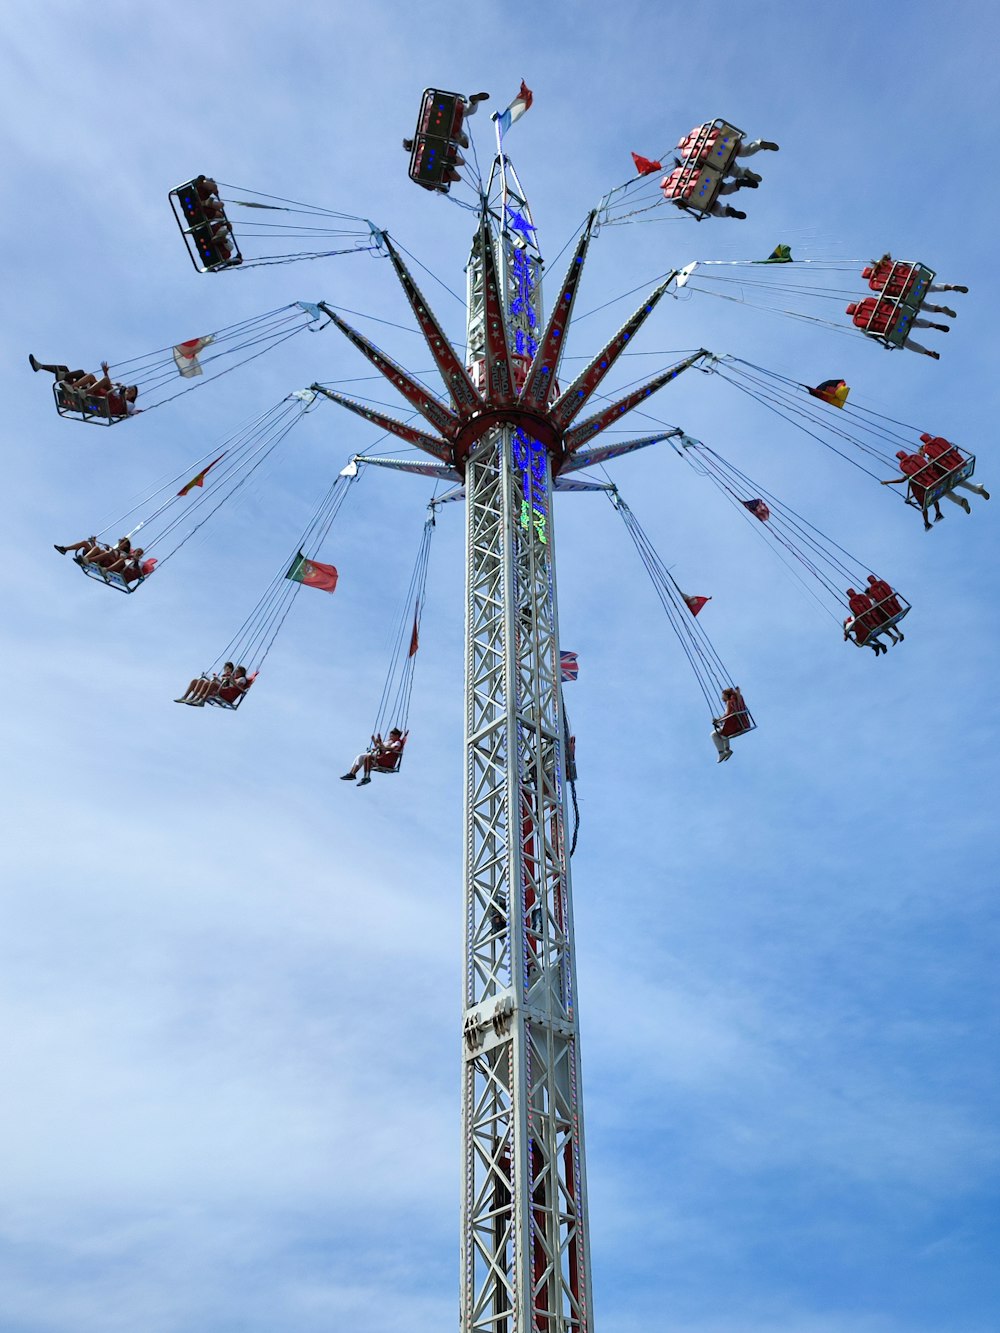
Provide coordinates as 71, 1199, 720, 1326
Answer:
3, 2, 998, 1331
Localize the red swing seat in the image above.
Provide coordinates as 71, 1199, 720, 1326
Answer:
204, 672, 258, 711
369, 732, 408, 774
74, 553, 145, 594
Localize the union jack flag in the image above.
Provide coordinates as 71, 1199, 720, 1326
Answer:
560, 650, 579, 682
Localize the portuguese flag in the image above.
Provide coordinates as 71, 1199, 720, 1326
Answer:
285, 551, 339, 593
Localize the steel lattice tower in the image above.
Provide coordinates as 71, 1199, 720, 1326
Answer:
460, 163, 593, 1333
318, 150, 706, 1333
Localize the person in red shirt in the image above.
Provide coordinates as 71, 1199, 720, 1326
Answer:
216, 666, 253, 705
94, 378, 140, 418
103, 545, 148, 581
919, 434, 990, 506
176, 663, 236, 706
711, 687, 751, 762
30, 356, 139, 415
341, 728, 407, 785
175, 664, 251, 706
881, 450, 946, 528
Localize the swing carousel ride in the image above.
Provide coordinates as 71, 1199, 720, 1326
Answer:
34, 86, 984, 1333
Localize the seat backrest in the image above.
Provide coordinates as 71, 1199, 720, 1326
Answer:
417, 88, 464, 138
172, 178, 208, 226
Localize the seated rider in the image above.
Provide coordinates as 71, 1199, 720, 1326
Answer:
31, 355, 140, 416
200, 194, 227, 222
208, 221, 237, 263
195, 176, 227, 219
404, 90, 487, 190
846, 300, 948, 360
176, 663, 235, 705
675, 124, 779, 175
844, 588, 889, 654
216, 665, 253, 704
54, 535, 131, 566
175, 663, 251, 706
865, 575, 904, 645
711, 686, 749, 763
109, 546, 149, 582
341, 728, 407, 786
30, 355, 93, 388
659, 167, 747, 219
864, 254, 968, 304
88, 364, 140, 417
403, 137, 463, 191
919, 434, 990, 506
881, 450, 948, 529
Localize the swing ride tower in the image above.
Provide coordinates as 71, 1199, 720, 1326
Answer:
314, 143, 708, 1330
42, 83, 971, 1333
458, 166, 591, 1333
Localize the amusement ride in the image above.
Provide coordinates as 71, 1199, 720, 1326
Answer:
35, 86, 985, 1333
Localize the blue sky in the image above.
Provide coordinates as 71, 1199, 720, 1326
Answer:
2, 3, 998, 1331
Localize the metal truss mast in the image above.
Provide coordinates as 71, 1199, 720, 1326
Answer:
320, 149, 708, 1333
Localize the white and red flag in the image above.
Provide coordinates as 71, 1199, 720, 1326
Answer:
172, 335, 214, 378
494, 81, 533, 137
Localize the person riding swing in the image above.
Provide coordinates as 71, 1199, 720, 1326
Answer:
341, 728, 408, 786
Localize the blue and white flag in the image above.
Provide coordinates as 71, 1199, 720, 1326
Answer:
494, 80, 533, 137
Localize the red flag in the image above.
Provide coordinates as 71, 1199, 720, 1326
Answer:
408, 605, 420, 657
682, 593, 711, 616
285, 551, 339, 592
177, 454, 225, 497
631, 151, 663, 176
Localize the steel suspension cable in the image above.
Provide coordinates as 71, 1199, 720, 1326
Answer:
372, 508, 436, 736
607, 488, 734, 714
210, 462, 360, 672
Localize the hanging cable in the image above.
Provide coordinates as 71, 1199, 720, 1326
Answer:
78, 393, 318, 572
606, 487, 742, 716
710, 357, 928, 493
672, 436, 883, 622
169, 178, 386, 269
45, 304, 333, 426
62, 393, 322, 594
205, 460, 361, 678
371, 506, 436, 737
